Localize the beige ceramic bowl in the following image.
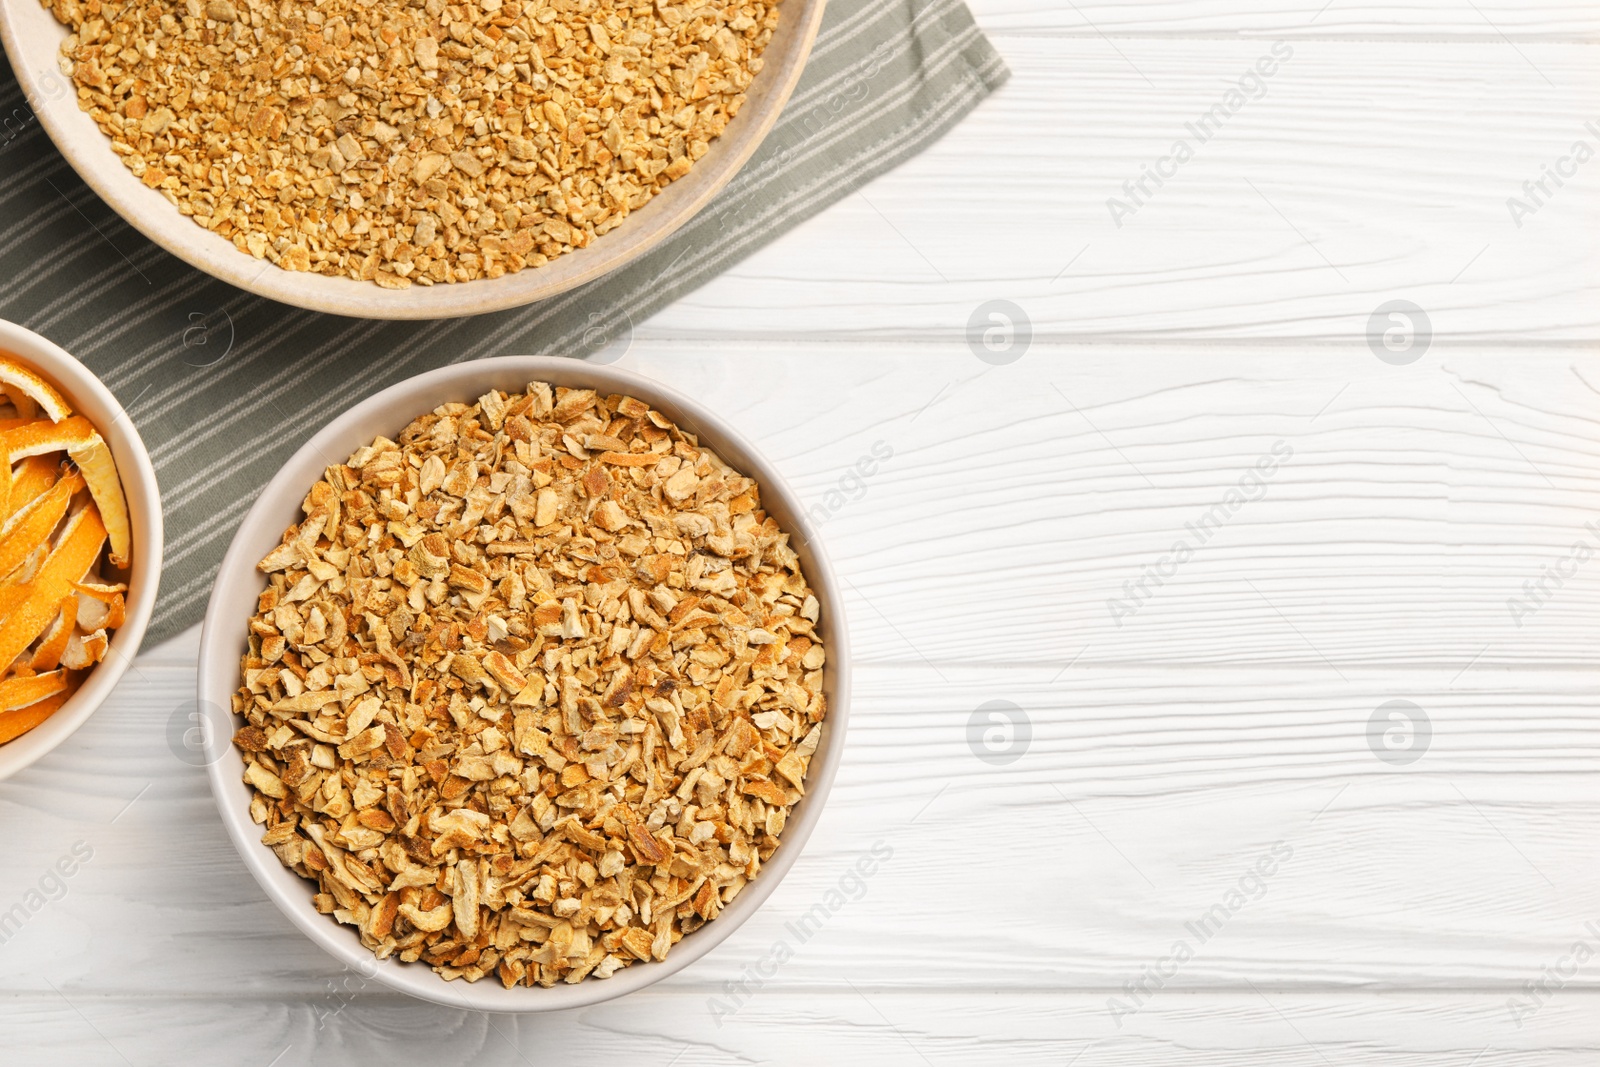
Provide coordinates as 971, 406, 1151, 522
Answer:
0, 319, 162, 782
0, 1, 825, 319
197, 357, 849, 1010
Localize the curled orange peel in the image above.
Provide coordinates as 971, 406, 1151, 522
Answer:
0, 355, 72, 423
7, 456, 61, 519
0, 470, 85, 582
30, 597, 78, 672
0, 503, 106, 674
0, 418, 131, 570
0, 689, 71, 744
0, 669, 68, 713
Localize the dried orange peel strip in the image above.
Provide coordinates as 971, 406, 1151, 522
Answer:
0, 690, 71, 745
0, 503, 105, 674
0, 417, 131, 569
7, 455, 61, 519
0, 355, 72, 423
3, 392, 37, 421
1, 415, 96, 461
73, 581, 126, 631
66, 435, 132, 568
0, 470, 85, 581
0, 354, 132, 745
0, 669, 68, 712
30, 596, 78, 672
61, 630, 108, 671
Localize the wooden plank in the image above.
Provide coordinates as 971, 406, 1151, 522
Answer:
2, 991, 1597, 1065
3, 657, 1596, 994
545, 343, 1600, 669
18, 343, 1582, 1008
6, 12, 1597, 1056
965, 0, 1600, 39
647, 40, 1600, 342
147, 341, 1600, 670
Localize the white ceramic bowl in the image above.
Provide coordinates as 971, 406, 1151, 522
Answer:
0, 319, 162, 782
0, 1, 826, 320
197, 356, 849, 1010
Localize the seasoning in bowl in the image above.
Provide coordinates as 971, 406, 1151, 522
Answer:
232, 382, 827, 986
0, 355, 133, 743
42, 0, 782, 288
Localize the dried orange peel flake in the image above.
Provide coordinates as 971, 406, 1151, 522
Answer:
0, 355, 131, 746
66, 436, 131, 568
0, 670, 69, 712
0, 691, 70, 745
0, 356, 71, 423
0, 417, 131, 570
31, 597, 78, 672
7, 456, 61, 519
0, 503, 106, 674
73, 581, 126, 631
1, 415, 96, 462
0, 470, 85, 581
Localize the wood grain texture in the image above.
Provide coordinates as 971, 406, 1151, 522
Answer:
6, 2, 1600, 1060
7, 992, 1598, 1066
965, 0, 1600, 39
7, 344, 1596, 1057
536, 344, 1600, 671
2, 653, 1595, 996
648, 38, 1600, 342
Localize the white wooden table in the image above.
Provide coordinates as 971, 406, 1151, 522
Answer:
7, 2, 1600, 1062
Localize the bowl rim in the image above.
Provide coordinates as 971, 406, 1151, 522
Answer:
0, 318, 163, 783
0, 0, 828, 319
197, 355, 850, 1011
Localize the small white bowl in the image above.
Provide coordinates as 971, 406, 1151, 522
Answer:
0, 319, 163, 782
198, 357, 850, 1011
0, 1, 825, 319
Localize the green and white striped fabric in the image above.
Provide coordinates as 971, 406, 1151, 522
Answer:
0, 0, 1006, 646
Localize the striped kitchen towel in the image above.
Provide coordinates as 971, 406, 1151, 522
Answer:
0, 0, 1007, 646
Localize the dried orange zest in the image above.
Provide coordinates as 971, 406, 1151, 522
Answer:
0, 669, 68, 712
0, 690, 70, 745
0, 470, 84, 582
61, 629, 108, 671
73, 580, 128, 601
7, 455, 61, 519
30, 597, 78, 672
73, 581, 126, 631
0, 503, 106, 673
0, 415, 96, 463
67, 434, 132, 568
0, 355, 72, 422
